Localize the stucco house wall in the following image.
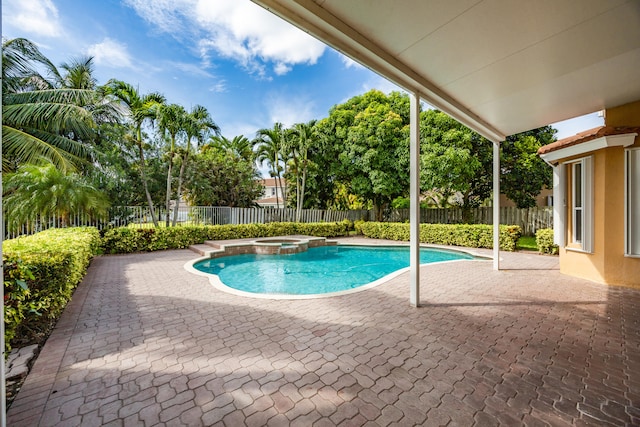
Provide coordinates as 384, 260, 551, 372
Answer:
540, 100, 640, 288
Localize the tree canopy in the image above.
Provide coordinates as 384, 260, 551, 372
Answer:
2, 36, 556, 230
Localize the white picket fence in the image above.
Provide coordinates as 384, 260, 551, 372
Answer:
3, 205, 552, 239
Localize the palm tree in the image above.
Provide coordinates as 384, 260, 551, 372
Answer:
103, 79, 165, 226
2, 38, 96, 172
253, 123, 290, 209
290, 120, 317, 221
209, 135, 253, 161
172, 105, 219, 226
57, 56, 98, 90
157, 103, 188, 226
3, 164, 110, 230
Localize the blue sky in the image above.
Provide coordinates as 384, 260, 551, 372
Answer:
2, 0, 603, 141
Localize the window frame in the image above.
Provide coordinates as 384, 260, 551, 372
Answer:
625, 148, 640, 257
566, 156, 593, 253
572, 162, 583, 244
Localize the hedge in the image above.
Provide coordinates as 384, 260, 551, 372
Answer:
101, 221, 353, 254
357, 222, 522, 251
3, 227, 101, 352
536, 228, 559, 255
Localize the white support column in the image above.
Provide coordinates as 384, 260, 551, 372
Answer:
493, 141, 501, 270
409, 92, 420, 306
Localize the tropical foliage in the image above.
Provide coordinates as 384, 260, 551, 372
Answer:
4, 164, 110, 229
183, 145, 262, 207
2, 36, 555, 234
2, 38, 97, 172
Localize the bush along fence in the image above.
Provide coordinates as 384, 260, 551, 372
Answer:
356, 222, 522, 252
387, 206, 552, 236
4, 205, 552, 239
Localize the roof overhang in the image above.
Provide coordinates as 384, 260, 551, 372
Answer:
539, 128, 638, 165
250, 0, 640, 143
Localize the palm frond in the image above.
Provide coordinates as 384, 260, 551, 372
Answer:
2, 125, 80, 172
3, 102, 95, 139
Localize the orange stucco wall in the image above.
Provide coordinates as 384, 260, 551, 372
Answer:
559, 100, 640, 288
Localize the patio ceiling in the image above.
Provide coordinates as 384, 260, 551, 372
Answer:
250, 0, 640, 142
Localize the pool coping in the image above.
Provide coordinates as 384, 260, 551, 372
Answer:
184, 236, 490, 300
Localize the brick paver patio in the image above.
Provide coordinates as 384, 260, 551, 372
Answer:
7, 238, 640, 426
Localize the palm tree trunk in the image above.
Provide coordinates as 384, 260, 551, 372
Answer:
277, 173, 285, 209
299, 167, 308, 221
295, 173, 302, 222
165, 142, 175, 227
172, 151, 188, 227
271, 169, 280, 209
137, 135, 159, 227
165, 161, 173, 227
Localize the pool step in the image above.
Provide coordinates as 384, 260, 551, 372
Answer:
188, 244, 214, 256
188, 236, 336, 258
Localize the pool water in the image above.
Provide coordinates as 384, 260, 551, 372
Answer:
193, 245, 474, 295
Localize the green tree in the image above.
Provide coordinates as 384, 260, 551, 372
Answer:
3, 164, 110, 229
184, 146, 262, 207
2, 38, 96, 172
500, 126, 555, 208
157, 103, 188, 226
306, 117, 342, 209
253, 123, 290, 208
327, 90, 410, 219
419, 109, 487, 213
289, 120, 317, 221
103, 79, 166, 226
208, 135, 254, 162
420, 109, 556, 219
173, 105, 220, 225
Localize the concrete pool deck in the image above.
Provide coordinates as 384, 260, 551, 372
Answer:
7, 237, 640, 426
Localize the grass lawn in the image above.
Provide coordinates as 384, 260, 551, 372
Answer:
517, 236, 537, 251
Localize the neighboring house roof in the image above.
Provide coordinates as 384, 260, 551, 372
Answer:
256, 196, 285, 205
538, 126, 640, 155
258, 178, 287, 187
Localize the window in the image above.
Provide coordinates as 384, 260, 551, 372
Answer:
572, 162, 583, 243
626, 148, 640, 256
567, 157, 593, 252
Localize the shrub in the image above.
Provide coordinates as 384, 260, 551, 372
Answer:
358, 222, 522, 251
3, 227, 101, 353
101, 221, 353, 254
536, 228, 559, 255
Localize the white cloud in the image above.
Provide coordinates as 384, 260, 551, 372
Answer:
123, 0, 326, 77
168, 61, 215, 79
86, 38, 135, 69
3, 0, 63, 38
266, 93, 317, 128
274, 63, 292, 76
209, 81, 227, 93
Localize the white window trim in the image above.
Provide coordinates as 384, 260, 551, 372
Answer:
564, 156, 593, 253
552, 165, 566, 247
572, 162, 583, 244
626, 148, 640, 257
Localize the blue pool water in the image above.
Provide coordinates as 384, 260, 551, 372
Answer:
193, 245, 474, 295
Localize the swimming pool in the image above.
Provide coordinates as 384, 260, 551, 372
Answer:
190, 245, 476, 298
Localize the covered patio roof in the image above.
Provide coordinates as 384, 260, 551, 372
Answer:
251, 0, 640, 142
